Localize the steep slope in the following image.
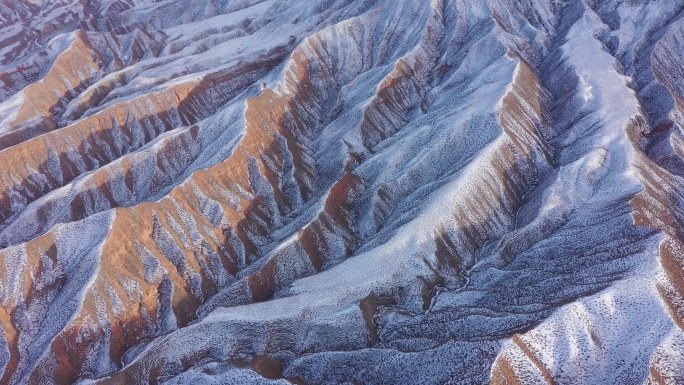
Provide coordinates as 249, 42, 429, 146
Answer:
0, 0, 683, 384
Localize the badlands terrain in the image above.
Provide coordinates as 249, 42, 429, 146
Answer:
0, 0, 683, 383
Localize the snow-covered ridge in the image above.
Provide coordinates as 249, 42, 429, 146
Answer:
0, 0, 683, 383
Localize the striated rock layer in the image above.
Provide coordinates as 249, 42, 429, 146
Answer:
0, 0, 684, 383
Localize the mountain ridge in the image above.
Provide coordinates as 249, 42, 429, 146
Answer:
0, 0, 683, 383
